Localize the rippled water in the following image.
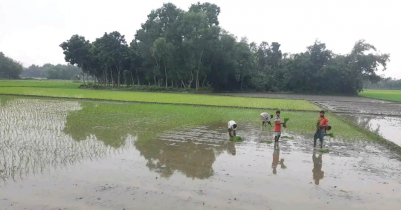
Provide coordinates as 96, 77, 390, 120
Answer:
0, 96, 400, 210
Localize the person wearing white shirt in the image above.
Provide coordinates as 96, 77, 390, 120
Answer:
260, 112, 273, 126
228, 120, 237, 137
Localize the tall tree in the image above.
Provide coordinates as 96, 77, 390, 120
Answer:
60, 35, 91, 83
0, 52, 23, 79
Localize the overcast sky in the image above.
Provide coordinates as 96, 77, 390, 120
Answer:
1, 0, 400, 78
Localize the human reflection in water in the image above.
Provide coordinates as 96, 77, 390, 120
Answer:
312, 152, 324, 185
272, 142, 287, 175
227, 141, 236, 156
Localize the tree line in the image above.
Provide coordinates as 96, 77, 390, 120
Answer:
60, 2, 389, 94
364, 78, 401, 90
0, 52, 23, 79
22, 64, 82, 80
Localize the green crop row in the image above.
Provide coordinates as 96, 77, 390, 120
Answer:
60, 99, 372, 148
0, 80, 81, 89
0, 86, 320, 111
359, 89, 401, 102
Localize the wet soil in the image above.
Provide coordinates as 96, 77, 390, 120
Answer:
0, 97, 400, 210
340, 114, 401, 146
219, 93, 401, 146
218, 93, 401, 116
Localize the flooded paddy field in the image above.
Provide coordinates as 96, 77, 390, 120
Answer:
340, 114, 401, 146
0, 96, 401, 210
219, 92, 401, 145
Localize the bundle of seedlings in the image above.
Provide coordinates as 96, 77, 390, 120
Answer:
283, 118, 290, 128
229, 136, 243, 142
324, 126, 334, 137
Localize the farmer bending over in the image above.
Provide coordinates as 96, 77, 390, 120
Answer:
314, 110, 329, 148
228, 120, 237, 137
260, 112, 273, 126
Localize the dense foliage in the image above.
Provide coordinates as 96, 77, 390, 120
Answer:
364, 78, 401, 90
60, 2, 390, 94
0, 52, 23, 79
22, 64, 82, 80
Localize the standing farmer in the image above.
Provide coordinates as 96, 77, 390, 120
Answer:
314, 110, 329, 148
274, 111, 285, 142
228, 120, 237, 137
260, 112, 273, 126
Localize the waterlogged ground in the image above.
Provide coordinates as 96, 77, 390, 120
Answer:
218, 92, 401, 116
220, 93, 401, 145
341, 114, 401, 146
0, 96, 401, 210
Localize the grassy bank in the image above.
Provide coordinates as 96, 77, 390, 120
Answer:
0, 86, 320, 111
0, 80, 81, 89
359, 89, 401, 102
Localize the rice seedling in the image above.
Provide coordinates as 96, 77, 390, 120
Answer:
58, 97, 376, 147
359, 89, 401, 102
229, 136, 243, 142
0, 86, 319, 111
319, 149, 330, 153
265, 140, 273, 144
0, 80, 81, 89
281, 136, 294, 140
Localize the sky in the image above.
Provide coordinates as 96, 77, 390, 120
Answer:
1, 0, 400, 79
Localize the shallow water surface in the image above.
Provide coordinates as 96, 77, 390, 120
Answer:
0, 96, 400, 210
341, 114, 401, 146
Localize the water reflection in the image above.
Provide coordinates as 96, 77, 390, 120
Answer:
271, 142, 287, 174
0, 96, 241, 183
312, 152, 324, 185
0, 97, 134, 186
341, 114, 401, 146
135, 126, 237, 179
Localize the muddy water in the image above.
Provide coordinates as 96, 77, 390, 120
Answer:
218, 93, 401, 146
341, 114, 401, 146
1, 96, 401, 210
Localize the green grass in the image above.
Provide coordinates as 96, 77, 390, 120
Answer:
229, 136, 243, 142
0, 95, 380, 150
0, 80, 81, 89
265, 140, 274, 144
0, 86, 320, 110
319, 149, 330, 153
50, 97, 372, 147
359, 89, 401, 102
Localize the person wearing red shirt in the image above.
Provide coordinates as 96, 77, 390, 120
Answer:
274, 110, 285, 143
314, 110, 329, 148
